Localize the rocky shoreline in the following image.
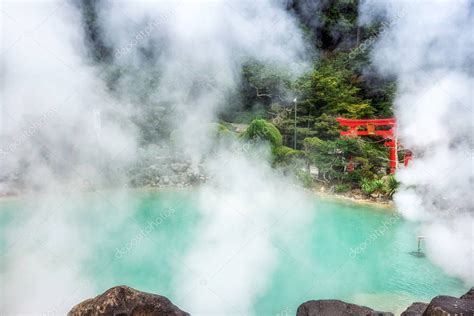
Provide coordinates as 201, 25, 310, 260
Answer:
312, 189, 395, 210
0, 177, 394, 212
0, 145, 394, 210
69, 285, 474, 315
0, 144, 396, 211
127, 147, 207, 188
0, 146, 207, 198
0, 185, 395, 212
308, 181, 395, 209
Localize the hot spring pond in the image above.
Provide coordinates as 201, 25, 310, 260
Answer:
0, 189, 468, 315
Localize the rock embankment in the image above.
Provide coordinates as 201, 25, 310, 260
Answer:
418, 288, 474, 316
69, 286, 474, 315
401, 302, 429, 315
296, 299, 393, 315
68, 285, 189, 316
297, 287, 474, 316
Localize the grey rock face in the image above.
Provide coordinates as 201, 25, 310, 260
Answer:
296, 299, 393, 316
423, 293, 474, 316
68, 285, 189, 316
461, 287, 474, 300
401, 302, 428, 315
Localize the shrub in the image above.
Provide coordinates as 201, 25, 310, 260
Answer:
372, 178, 385, 192
360, 177, 385, 195
383, 175, 399, 197
360, 178, 374, 195
273, 145, 302, 162
213, 122, 234, 139
334, 184, 351, 193
296, 170, 313, 188
244, 118, 283, 148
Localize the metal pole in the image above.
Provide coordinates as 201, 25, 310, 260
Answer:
293, 98, 297, 149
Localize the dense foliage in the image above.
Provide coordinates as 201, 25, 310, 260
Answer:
227, 1, 399, 198
79, 0, 399, 198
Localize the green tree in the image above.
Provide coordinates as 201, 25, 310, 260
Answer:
313, 113, 340, 140
240, 60, 292, 109
304, 136, 389, 183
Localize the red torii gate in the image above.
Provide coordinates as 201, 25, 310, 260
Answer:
336, 117, 398, 174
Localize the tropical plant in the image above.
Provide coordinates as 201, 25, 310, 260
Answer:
383, 175, 400, 197
360, 177, 385, 195
334, 183, 351, 193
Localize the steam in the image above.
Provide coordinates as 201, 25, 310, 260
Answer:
173, 149, 312, 315
94, 1, 312, 313
359, 0, 473, 283
96, 0, 308, 159
0, 0, 139, 313
1, 0, 312, 314
0, 0, 137, 191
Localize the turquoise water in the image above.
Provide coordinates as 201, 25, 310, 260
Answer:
0, 190, 468, 314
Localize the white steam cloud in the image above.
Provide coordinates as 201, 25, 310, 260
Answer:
95, 1, 312, 313
173, 149, 313, 315
1, 0, 312, 314
97, 0, 308, 161
0, 0, 137, 192
1, 0, 138, 314
359, 0, 473, 283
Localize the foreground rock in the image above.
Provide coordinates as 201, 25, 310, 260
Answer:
423, 292, 474, 316
400, 287, 474, 315
68, 285, 189, 316
71, 285, 474, 316
401, 302, 429, 315
297, 288, 474, 316
461, 287, 474, 300
296, 299, 393, 316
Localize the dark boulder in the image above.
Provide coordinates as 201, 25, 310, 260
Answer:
68, 285, 189, 316
423, 292, 474, 316
461, 287, 474, 300
296, 299, 393, 316
401, 302, 428, 315
401, 287, 474, 316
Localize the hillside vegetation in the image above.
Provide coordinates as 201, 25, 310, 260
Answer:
80, 0, 400, 199
218, 1, 399, 199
